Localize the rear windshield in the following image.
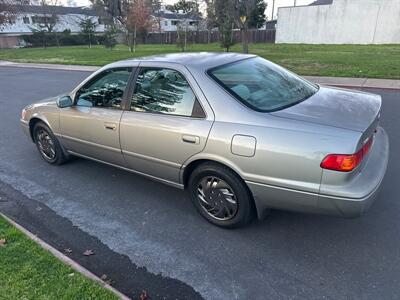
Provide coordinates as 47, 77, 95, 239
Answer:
208, 57, 318, 112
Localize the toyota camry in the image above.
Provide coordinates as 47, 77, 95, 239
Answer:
20, 53, 389, 227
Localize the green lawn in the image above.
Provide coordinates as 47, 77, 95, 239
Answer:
0, 43, 399, 79
0, 216, 118, 300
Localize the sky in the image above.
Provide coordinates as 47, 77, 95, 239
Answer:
61, 0, 315, 19
265, 0, 315, 20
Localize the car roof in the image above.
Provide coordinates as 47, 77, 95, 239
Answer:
108, 52, 256, 71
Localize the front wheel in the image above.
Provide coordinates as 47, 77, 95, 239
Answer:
188, 163, 254, 228
33, 121, 68, 165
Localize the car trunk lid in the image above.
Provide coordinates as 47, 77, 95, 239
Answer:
271, 86, 381, 134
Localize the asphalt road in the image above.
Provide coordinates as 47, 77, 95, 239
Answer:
1, 66, 400, 300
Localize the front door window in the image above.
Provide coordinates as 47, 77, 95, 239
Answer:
75, 67, 132, 109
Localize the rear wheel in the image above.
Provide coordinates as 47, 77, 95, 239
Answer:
33, 121, 67, 165
188, 162, 254, 228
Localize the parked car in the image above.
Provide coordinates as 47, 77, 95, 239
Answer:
20, 53, 389, 228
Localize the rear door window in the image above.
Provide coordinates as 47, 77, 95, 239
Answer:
130, 68, 199, 117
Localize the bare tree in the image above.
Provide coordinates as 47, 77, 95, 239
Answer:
126, 0, 153, 52
190, 0, 203, 43
208, 0, 260, 53
30, 0, 61, 47
38, 0, 60, 33
147, 0, 162, 33
169, 0, 202, 45
0, 0, 15, 28
90, 0, 130, 25
204, 0, 216, 43
176, 19, 189, 51
232, 0, 257, 54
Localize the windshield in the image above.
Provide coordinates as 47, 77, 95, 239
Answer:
208, 57, 318, 112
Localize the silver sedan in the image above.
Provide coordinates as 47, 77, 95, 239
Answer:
20, 53, 389, 227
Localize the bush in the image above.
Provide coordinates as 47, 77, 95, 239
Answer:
59, 30, 85, 46
22, 30, 102, 48
22, 32, 51, 48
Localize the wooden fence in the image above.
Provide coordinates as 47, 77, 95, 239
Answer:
144, 29, 276, 44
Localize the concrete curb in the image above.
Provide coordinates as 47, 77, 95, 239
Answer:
1, 60, 399, 90
0, 212, 131, 300
0, 60, 98, 72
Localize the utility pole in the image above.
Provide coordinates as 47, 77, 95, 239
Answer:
271, 0, 275, 20
294, 0, 297, 6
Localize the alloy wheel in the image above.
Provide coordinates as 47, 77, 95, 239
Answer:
36, 129, 56, 161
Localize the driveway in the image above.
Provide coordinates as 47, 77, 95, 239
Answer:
0, 66, 399, 300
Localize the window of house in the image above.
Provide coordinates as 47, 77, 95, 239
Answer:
131, 68, 198, 117
75, 68, 132, 109
23, 16, 30, 24
31, 16, 53, 24
171, 20, 179, 26
164, 20, 168, 26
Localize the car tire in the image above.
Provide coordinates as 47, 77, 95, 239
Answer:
33, 121, 68, 165
188, 162, 254, 228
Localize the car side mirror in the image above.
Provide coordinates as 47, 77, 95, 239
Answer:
57, 96, 73, 108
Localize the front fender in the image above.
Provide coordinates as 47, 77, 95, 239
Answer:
24, 102, 61, 141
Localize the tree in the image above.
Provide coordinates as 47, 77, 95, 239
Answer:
176, 20, 189, 52
204, 0, 217, 43
231, 0, 258, 54
166, 0, 199, 13
248, 0, 266, 29
210, 0, 265, 53
147, 0, 162, 33
219, 0, 262, 53
29, 0, 60, 48
125, 0, 153, 52
103, 24, 119, 49
90, 0, 128, 25
78, 16, 97, 48
91, 0, 156, 51
214, 0, 235, 52
0, 0, 15, 28
205, 0, 235, 51
219, 18, 234, 52
167, 0, 203, 49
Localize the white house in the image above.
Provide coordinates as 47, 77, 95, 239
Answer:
0, 5, 105, 48
152, 8, 204, 32
276, 0, 400, 44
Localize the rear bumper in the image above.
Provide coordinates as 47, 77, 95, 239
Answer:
247, 127, 389, 219
316, 179, 382, 218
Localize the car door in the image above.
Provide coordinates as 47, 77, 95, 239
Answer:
120, 62, 215, 186
60, 67, 134, 166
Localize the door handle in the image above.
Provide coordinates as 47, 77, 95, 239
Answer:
104, 122, 117, 131
182, 135, 200, 144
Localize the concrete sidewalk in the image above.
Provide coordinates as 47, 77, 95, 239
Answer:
304, 76, 400, 90
1, 60, 399, 90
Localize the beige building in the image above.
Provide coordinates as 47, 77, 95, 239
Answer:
276, 0, 400, 44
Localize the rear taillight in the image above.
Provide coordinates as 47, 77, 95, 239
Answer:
321, 136, 374, 172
